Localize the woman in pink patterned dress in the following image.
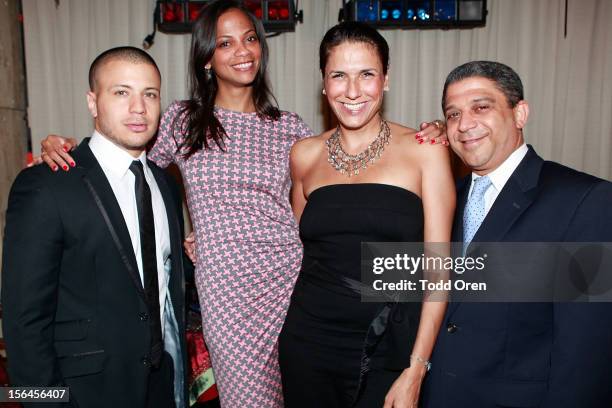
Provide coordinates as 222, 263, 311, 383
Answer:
148, 3, 312, 406
38, 2, 445, 406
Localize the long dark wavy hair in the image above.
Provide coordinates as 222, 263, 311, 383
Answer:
176, 0, 280, 156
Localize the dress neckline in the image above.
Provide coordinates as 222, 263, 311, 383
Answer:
307, 183, 422, 202
214, 105, 259, 115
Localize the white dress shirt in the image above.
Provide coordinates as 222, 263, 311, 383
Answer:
89, 131, 171, 331
468, 143, 529, 216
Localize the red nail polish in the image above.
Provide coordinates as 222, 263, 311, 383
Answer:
63, 165, 68, 171
430, 139, 436, 144
52, 165, 58, 172
415, 133, 421, 138
70, 161, 75, 167
418, 139, 424, 144
63, 146, 68, 152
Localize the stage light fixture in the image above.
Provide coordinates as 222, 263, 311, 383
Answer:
156, 0, 303, 34
342, 0, 487, 29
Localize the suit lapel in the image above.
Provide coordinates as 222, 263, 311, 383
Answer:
75, 140, 145, 299
470, 147, 543, 246
149, 163, 185, 328
452, 176, 470, 244
448, 146, 543, 319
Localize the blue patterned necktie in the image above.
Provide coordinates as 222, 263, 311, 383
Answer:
463, 175, 492, 250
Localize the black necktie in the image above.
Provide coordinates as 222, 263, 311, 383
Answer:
129, 160, 162, 368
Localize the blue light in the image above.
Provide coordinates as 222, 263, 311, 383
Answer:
435, 0, 456, 20
417, 8, 430, 20
381, 9, 389, 19
392, 8, 401, 19
407, 8, 415, 19
356, 0, 379, 22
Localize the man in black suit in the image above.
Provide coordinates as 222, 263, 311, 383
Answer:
2, 47, 187, 407
423, 61, 612, 407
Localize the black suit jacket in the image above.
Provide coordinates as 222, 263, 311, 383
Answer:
423, 146, 612, 408
2, 140, 189, 407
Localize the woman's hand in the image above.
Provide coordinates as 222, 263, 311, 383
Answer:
184, 231, 197, 264
32, 134, 78, 171
383, 364, 427, 408
416, 120, 448, 146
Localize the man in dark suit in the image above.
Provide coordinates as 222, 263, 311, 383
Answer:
423, 61, 612, 407
2, 47, 188, 407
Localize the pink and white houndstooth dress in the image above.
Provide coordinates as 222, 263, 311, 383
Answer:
149, 101, 313, 407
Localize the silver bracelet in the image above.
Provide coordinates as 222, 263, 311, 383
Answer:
410, 354, 432, 371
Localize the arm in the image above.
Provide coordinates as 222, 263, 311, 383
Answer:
384, 145, 455, 408
1, 168, 64, 387
289, 140, 308, 222
541, 180, 612, 407
38, 101, 184, 171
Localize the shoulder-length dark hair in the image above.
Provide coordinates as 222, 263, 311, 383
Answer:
177, 0, 280, 156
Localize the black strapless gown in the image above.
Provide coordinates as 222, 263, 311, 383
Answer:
279, 184, 424, 408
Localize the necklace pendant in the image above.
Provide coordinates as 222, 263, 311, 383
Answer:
326, 120, 391, 177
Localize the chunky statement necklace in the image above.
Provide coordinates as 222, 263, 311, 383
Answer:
326, 120, 391, 177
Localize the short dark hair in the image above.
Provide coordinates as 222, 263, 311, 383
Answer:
88, 46, 160, 91
319, 21, 389, 75
442, 61, 524, 110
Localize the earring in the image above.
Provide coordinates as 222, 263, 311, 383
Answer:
322, 89, 326, 95
205, 65, 212, 80
384, 86, 389, 91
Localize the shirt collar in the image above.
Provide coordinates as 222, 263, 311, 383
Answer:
89, 130, 148, 178
471, 143, 529, 192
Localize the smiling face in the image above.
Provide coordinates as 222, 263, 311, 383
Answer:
323, 41, 388, 132
208, 8, 261, 89
87, 59, 161, 157
443, 77, 529, 175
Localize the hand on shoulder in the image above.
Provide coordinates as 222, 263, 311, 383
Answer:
387, 122, 449, 164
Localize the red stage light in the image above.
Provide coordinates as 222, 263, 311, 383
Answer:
269, 1, 290, 20
162, 3, 183, 23
244, 0, 263, 19
156, 0, 300, 34
189, 3, 204, 22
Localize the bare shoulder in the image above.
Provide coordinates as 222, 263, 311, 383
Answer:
388, 121, 418, 141
388, 120, 449, 167
291, 130, 329, 158
388, 121, 419, 150
290, 130, 331, 176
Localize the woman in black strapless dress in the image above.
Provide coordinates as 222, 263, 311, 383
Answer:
279, 23, 455, 408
